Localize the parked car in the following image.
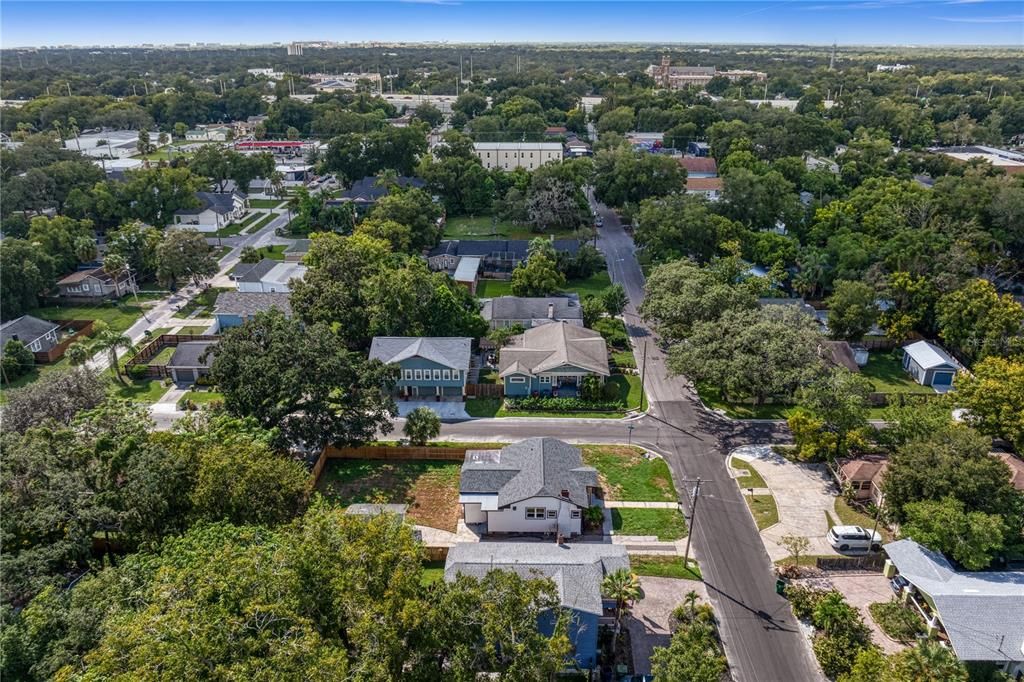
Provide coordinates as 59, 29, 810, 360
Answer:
890, 574, 910, 596
827, 525, 882, 552
594, 215, 604, 228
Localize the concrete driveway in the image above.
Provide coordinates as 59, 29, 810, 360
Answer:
395, 400, 469, 420
627, 577, 708, 675
731, 445, 840, 562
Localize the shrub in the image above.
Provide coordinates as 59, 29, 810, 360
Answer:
126, 364, 150, 380
600, 380, 621, 401
593, 317, 628, 349
813, 632, 870, 679
2, 340, 35, 381
506, 396, 624, 412
786, 585, 830, 621
868, 600, 925, 644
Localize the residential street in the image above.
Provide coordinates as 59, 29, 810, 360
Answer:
433, 201, 822, 682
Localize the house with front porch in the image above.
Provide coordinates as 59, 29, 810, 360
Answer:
458, 438, 600, 538
369, 336, 472, 400
498, 322, 610, 396
56, 266, 137, 300
445, 541, 628, 671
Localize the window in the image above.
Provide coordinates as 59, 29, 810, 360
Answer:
433, 369, 441, 380
509, 376, 526, 384
570, 510, 581, 519
546, 510, 557, 519
451, 370, 460, 381
442, 370, 451, 380
404, 369, 413, 381
539, 376, 551, 384
413, 369, 423, 380
560, 489, 570, 498
525, 508, 545, 520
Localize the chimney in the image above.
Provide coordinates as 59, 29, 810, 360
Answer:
548, 303, 554, 319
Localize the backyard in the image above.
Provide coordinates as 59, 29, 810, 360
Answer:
30, 300, 149, 334
444, 215, 588, 241
474, 271, 613, 301
581, 445, 677, 502
611, 508, 687, 540
316, 459, 462, 532
860, 352, 935, 395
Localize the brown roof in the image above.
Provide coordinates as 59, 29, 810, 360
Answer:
57, 267, 109, 285
679, 157, 718, 174
836, 455, 888, 484
994, 453, 1024, 491
685, 177, 724, 192
823, 340, 860, 373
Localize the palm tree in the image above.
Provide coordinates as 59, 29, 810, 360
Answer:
812, 592, 856, 636
65, 341, 91, 368
893, 640, 968, 682
684, 589, 700, 620
90, 330, 134, 383
602, 569, 642, 635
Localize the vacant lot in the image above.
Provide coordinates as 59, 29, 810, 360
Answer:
444, 215, 585, 241
582, 445, 676, 502
317, 459, 462, 532
611, 508, 687, 540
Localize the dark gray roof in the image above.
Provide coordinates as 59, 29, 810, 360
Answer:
0, 315, 59, 348
884, 539, 1024, 662
213, 292, 292, 318
369, 337, 472, 371
460, 438, 599, 508
427, 239, 581, 260
168, 341, 217, 369
338, 175, 425, 203
482, 295, 582, 323
175, 191, 241, 216
232, 258, 279, 282
285, 239, 311, 254
444, 542, 629, 616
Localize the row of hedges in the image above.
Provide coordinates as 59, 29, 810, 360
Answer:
505, 395, 624, 412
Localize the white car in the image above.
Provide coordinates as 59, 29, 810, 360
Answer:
827, 525, 882, 553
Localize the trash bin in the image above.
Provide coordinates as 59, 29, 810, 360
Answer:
776, 578, 787, 596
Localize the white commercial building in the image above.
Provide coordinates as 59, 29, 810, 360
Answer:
66, 130, 167, 159
474, 142, 563, 171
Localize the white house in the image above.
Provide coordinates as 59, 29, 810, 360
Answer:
172, 191, 248, 232
458, 438, 600, 538
473, 142, 563, 171
233, 259, 307, 293
901, 340, 961, 391
185, 125, 232, 142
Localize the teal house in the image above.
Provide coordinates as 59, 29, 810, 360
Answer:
498, 322, 610, 397
369, 336, 472, 400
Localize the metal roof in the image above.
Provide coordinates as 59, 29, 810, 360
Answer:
453, 256, 481, 282
903, 340, 960, 370
445, 542, 629, 616
884, 539, 1024, 662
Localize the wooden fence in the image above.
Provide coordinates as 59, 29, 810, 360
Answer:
33, 320, 94, 363
816, 554, 885, 573
125, 333, 221, 378
466, 383, 504, 398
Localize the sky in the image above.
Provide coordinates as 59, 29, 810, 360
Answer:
2, 0, 1023, 48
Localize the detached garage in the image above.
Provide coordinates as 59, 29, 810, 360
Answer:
901, 340, 961, 391
167, 341, 217, 386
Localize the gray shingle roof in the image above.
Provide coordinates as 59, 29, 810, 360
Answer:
884, 539, 1024, 662
498, 322, 610, 378
482, 295, 582, 324
0, 315, 59, 349
338, 175, 425, 203
369, 337, 472, 371
213, 292, 292, 318
444, 542, 629, 616
175, 191, 239, 216
427, 239, 581, 260
459, 438, 599, 508
285, 239, 311, 254
232, 259, 279, 283
168, 341, 217, 369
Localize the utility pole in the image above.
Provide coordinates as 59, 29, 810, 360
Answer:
639, 341, 648, 412
682, 478, 703, 570
869, 493, 885, 551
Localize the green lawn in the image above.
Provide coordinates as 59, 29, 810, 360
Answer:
835, 497, 891, 542
611, 350, 636, 369
611, 508, 688, 540
444, 215, 586, 241
744, 494, 779, 530
564, 271, 611, 299
108, 377, 169, 403
249, 199, 285, 209
261, 244, 288, 260
173, 287, 230, 319
729, 458, 767, 489
478, 369, 499, 385
630, 556, 702, 580
582, 445, 677, 502
861, 352, 935, 395
316, 459, 463, 532
29, 301, 148, 335
213, 221, 247, 238
175, 325, 211, 335
181, 390, 224, 404
421, 560, 446, 586
146, 327, 173, 338
476, 279, 514, 298
464, 374, 642, 418
696, 383, 794, 420
248, 213, 279, 232
148, 346, 176, 366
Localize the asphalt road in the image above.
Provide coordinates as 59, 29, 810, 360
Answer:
435, 199, 822, 682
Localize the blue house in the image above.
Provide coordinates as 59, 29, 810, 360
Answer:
498, 322, 610, 397
444, 542, 629, 671
369, 336, 472, 400
212, 292, 292, 332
